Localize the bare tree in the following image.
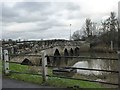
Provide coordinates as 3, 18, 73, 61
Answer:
72, 18, 98, 41
72, 30, 81, 40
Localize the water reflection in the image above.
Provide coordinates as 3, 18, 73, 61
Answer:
73, 53, 118, 76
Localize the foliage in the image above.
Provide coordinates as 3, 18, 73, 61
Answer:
72, 18, 98, 41
84, 18, 93, 37
72, 12, 118, 49
99, 12, 118, 47
72, 30, 81, 40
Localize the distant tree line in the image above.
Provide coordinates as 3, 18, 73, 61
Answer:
72, 12, 119, 49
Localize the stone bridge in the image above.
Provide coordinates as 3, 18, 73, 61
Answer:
3, 40, 90, 67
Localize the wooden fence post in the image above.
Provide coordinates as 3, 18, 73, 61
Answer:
3, 50, 10, 75
118, 1, 120, 89
0, 47, 2, 60
41, 50, 48, 82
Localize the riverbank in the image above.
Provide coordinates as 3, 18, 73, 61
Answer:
2, 63, 103, 89
73, 73, 118, 88
79, 44, 117, 53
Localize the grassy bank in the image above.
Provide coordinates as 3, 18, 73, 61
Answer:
7, 63, 43, 84
3, 63, 104, 89
46, 77, 102, 88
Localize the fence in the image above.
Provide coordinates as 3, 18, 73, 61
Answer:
45, 55, 119, 86
2, 49, 120, 89
3, 49, 45, 82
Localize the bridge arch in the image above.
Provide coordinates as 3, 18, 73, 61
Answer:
54, 49, 61, 56
47, 56, 51, 65
21, 58, 33, 65
53, 49, 61, 67
74, 47, 80, 56
64, 48, 69, 56
63, 48, 69, 65
69, 48, 74, 56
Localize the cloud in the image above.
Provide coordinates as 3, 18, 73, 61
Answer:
2, 2, 51, 23
2, 2, 81, 23
2, 5, 18, 18
2, 0, 120, 40
2, 3, 19, 23
4, 22, 39, 32
15, 2, 51, 12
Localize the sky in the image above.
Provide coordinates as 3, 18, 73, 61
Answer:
1, 0, 120, 40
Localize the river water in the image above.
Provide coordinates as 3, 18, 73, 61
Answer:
69, 52, 118, 87
72, 52, 118, 76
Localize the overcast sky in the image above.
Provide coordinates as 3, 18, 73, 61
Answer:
1, 0, 120, 40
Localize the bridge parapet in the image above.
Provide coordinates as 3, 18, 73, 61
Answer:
2, 40, 90, 56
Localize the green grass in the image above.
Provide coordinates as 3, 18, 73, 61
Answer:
46, 77, 102, 88
9, 73, 43, 85
6, 63, 103, 89
8, 63, 43, 84
10, 63, 29, 72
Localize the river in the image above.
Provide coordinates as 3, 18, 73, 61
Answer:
72, 52, 118, 75
70, 52, 118, 86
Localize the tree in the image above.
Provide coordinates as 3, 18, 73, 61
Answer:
72, 18, 98, 41
101, 20, 109, 33
109, 12, 118, 44
98, 12, 118, 49
72, 30, 81, 40
84, 18, 93, 37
